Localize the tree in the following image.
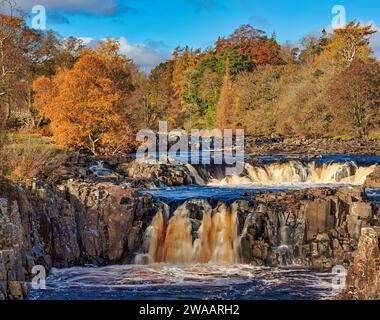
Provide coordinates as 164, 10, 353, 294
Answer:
298, 35, 321, 65
329, 61, 380, 138
215, 65, 234, 129
321, 21, 376, 68
33, 47, 138, 155
172, 46, 200, 100
32, 31, 84, 77
130, 61, 174, 129
215, 24, 283, 66
233, 65, 283, 134
0, 12, 38, 127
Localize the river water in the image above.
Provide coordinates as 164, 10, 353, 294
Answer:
27, 154, 380, 300
28, 264, 337, 300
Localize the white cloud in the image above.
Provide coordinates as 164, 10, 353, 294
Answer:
78, 37, 95, 46
367, 22, 380, 59
118, 37, 170, 72
74, 36, 170, 72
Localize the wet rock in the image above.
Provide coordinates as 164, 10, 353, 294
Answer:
237, 187, 375, 270
118, 160, 194, 186
304, 200, 335, 240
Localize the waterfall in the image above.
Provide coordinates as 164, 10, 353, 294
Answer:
205, 161, 376, 186
186, 164, 206, 185
193, 204, 239, 263
146, 202, 240, 264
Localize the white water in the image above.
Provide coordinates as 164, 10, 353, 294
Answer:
27, 264, 337, 300
205, 161, 376, 186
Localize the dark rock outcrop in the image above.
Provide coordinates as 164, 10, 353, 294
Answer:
236, 188, 375, 269
119, 160, 194, 186
0, 177, 161, 299
338, 227, 380, 300
30, 180, 160, 266
0, 178, 35, 300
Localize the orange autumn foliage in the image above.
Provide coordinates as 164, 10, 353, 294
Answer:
33, 52, 136, 155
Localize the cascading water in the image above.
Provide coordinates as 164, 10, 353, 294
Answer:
205, 161, 377, 186
146, 202, 240, 264
185, 164, 206, 185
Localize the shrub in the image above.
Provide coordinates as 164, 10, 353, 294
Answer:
0, 133, 67, 181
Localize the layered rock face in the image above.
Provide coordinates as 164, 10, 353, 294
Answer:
0, 179, 31, 300
237, 188, 376, 269
338, 227, 380, 300
0, 177, 160, 299
31, 180, 160, 266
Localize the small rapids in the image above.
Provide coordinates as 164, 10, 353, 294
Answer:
201, 161, 377, 186
27, 264, 337, 300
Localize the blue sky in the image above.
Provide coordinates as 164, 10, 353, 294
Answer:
15, 0, 380, 71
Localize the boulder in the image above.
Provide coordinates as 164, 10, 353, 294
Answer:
118, 160, 193, 186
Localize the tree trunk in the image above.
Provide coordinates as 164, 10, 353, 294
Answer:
88, 133, 99, 156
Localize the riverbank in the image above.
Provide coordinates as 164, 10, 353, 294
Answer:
245, 137, 380, 156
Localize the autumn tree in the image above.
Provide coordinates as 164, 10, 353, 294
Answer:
172, 46, 200, 100
329, 61, 380, 138
321, 21, 376, 68
131, 61, 174, 129
215, 64, 234, 129
0, 11, 38, 127
32, 31, 84, 77
215, 24, 283, 66
233, 65, 283, 134
33, 42, 138, 155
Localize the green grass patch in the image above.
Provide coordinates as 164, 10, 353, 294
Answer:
368, 133, 380, 140
332, 135, 355, 141
7, 132, 53, 144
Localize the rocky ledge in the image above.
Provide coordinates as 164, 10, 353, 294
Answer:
0, 177, 161, 299
237, 187, 377, 269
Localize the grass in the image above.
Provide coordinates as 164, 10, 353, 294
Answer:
332, 135, 355, 141
5, 133, 65, 152
368, 132, 380, 140
0, 132, 67, 181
